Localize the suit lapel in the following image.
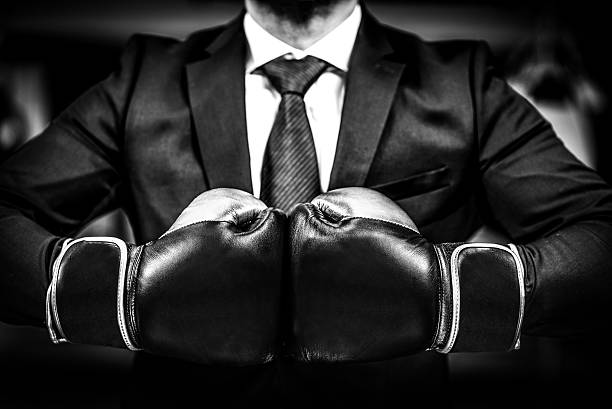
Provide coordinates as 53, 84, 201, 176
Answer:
186, 16, 253, 193
186, 11, 404, 194
329, 11, 406, 190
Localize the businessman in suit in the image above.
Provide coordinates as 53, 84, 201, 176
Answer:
1, 0, 612, 407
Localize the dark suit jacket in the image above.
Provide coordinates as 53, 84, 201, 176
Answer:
1, 7, 612, 408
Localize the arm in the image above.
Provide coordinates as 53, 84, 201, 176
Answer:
0, 37, 140, 326
472, 42, 612, 336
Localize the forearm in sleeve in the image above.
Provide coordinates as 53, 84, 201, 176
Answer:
0, 206, 64, 325
517, 220, 612, 336
0, 36, 141, 326
471, 41, 612, 338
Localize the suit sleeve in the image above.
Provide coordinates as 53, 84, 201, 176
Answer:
0, 36, 143, 326
472, 42, 612, 336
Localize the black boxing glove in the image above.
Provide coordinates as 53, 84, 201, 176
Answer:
289, 187, 525, 362
46, 188, 284, 365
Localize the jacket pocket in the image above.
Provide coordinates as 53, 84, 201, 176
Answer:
368, 165, 449, 201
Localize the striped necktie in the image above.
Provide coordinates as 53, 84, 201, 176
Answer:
257, 55, 329, 212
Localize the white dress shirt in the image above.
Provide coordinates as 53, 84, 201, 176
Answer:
243, 4, 362, 197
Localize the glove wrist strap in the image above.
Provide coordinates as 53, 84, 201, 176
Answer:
45, 237, 140, 351
432, 242, 525, 353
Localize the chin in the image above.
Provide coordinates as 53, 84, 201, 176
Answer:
253, 0, 345, 25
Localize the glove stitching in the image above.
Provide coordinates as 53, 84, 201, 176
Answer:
342, 216, 420, 234
430, 245, 446, 351
46, 238, 74, 344
301, 204, 420, 234
158, 208, 276, 239
127, 246, 143, 349
111, 239, 138, 351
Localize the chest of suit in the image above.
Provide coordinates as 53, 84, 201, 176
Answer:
122, 79, 482, 245
120, 14, 484, 246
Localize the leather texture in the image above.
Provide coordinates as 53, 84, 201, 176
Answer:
290, 187, 524, 361
310, 187, 420, 232
53, 188, 285, 365
289, 187, 439, 362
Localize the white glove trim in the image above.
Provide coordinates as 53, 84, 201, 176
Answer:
437, 242, 525, 354
46, 238, 73, 343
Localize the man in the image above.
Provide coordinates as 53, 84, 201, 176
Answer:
1, 0, 611, 407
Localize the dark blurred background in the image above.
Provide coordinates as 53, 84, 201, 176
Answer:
1, 0, 611, 407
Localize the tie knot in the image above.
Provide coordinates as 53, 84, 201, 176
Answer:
257, 55, 329, 96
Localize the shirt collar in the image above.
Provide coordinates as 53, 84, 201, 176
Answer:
244, 4, 362, 74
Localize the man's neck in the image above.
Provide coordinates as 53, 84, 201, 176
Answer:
245, 0, 358, 50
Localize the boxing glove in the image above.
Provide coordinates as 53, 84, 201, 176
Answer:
289, 187, 525, 362
46, 188, 285, 365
